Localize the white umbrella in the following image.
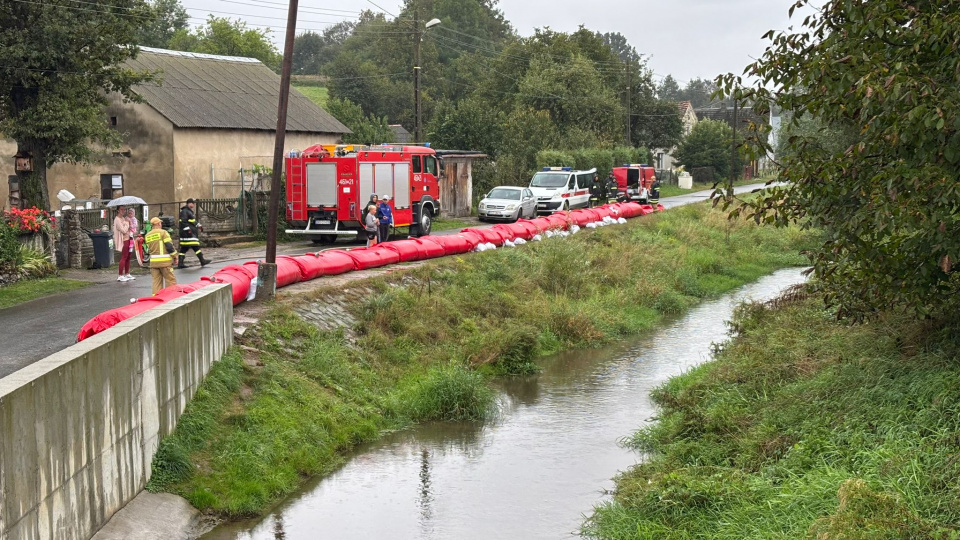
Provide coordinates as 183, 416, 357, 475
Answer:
106, 196, 147, 207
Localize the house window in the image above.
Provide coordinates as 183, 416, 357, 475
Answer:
100, 173, 123, 200
110, 116, 118, 127
657, 152, 665, 169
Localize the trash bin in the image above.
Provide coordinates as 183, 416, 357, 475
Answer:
88, 231, 113, 269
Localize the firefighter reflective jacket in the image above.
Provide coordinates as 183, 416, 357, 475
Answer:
179, 206, 200, 247
146, 228, 176, 268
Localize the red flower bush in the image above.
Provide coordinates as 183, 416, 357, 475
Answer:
3, 207, 57, 234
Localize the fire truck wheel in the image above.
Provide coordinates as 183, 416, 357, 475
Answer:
418, 213, 433, 236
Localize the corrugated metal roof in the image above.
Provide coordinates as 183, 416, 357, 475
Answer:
127, 47, 350, 134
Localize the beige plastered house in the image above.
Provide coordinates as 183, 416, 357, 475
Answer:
1, 47, 349, 209
654, 100, 699, 171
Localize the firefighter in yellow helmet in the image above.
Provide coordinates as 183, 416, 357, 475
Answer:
146, 217, 177, 294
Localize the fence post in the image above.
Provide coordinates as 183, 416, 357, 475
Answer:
251, 192, 259, 235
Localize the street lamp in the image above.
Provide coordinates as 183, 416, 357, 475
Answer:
414, 17, 441, 143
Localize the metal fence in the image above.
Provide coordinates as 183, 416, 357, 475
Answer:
69, 194, 271, 237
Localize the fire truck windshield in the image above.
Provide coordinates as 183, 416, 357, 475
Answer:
530, 173, 569, 188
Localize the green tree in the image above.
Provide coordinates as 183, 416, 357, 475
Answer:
137, 0, 188, 48
682, 77, 719, 108
324, 97, 393, 145
719, 0, 960, 318
0, 0, 155, 210
656, 75, 683, 101
632, 99, 683, 150
672, 119, 734, 178
428, 97, 504, 156
169, 17, 281, 71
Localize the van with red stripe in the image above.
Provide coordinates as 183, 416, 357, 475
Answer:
529, 167, 596, 214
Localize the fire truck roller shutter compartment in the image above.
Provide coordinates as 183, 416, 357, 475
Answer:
374, 163, 394, 200
307, 162, 338, 207
394, 163, 411, 208
360, 163, 374, 213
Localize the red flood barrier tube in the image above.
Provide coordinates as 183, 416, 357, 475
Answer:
204, 265, 254, 305
490, 224, 517, 241
618, 203, 644, 218
568, 210, 595, 227
421, 234, 474, 255
345, 245, 401, 270
456, 230, 483, 249
500, 222, 534, 241
76, 297, 166, 342
242, 258, 301, 288
461, 228, 505, 246
593, 207, 614, 220
412, 237, 446, 259
514, 220, 541, 237
657, 204, 665, 212
381, 239, 424, 262
307, 250, 357, 276
544, 214, 570, 230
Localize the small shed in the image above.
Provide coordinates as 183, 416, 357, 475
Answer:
436, 150, 486, 218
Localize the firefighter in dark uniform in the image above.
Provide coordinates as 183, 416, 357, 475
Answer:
605, 173, 619, 204
589, 175, 604, 208
178, 198, 211, 268
649, 177, 662, 206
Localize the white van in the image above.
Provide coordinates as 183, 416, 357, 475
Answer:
528, 167, 596, 214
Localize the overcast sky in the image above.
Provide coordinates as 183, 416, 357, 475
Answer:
180, 0, 802, 84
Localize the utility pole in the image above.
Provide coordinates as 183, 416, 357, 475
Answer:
413, 8, 422, 144
259, 0, 298, 300
730, 96, 738, 198
624, 61, 631, 146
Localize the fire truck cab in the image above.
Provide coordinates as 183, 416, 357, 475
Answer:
612, 164, 656, 204
285, 144, 441, 243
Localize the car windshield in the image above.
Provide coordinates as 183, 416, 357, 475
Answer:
530, 173, 568, 188
487, 188, 521, 200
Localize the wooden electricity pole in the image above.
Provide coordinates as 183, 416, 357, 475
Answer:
624, 61, 631, 145
414, 8, 423, 143
260, 0, 299, 299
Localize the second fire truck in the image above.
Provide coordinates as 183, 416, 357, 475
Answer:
285, 144, 442, 243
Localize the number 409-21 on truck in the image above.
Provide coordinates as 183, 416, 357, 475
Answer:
285, 144, 442, 244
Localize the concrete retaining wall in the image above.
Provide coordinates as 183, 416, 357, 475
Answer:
0, 284, 233, 540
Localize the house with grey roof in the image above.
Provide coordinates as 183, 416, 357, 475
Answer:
2, 47, 350, 209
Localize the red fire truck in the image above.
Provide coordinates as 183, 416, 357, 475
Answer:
612, 163, 656, 203
285, 144, 442, 243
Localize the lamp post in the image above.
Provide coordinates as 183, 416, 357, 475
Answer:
414, 17, 441, 144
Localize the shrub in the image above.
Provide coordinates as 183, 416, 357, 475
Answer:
394, 363, 497, 422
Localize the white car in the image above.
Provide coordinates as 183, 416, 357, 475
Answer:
478, 187, 537, 222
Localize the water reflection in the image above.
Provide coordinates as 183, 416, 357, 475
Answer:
205, 268, 807, 540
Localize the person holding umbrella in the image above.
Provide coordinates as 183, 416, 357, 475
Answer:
112, 205, 134, 281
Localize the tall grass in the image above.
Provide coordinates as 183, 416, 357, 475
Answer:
149, 201, 816, 517
583, 296, 960, 539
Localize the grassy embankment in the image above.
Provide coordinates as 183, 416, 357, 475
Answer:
293, 85, 328, 108
146, 202, 815, 517
0, 277, 90, 309
584, 295, 960, 539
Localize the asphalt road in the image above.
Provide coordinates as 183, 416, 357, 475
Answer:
0, 182, 770, 379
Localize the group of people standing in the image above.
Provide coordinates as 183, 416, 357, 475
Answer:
363, 194, 395, 247
589, 174, 621, 207
111, 198, 212, 294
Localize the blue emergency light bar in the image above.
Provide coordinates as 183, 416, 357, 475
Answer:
622, 163, 650, 167
542, 167, 573, 171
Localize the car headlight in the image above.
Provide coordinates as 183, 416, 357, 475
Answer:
479, 202, 486, 209
552, 192, 562, 200
505, 204, 516, 210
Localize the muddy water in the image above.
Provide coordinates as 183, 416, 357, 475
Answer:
205, 268, 807, 540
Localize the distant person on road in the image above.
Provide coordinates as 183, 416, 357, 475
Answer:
146, 217, 177, 294
605, 174, 619, 204
178, 198, 210, 268
589, 175, 603, 207
364, 205, 380, 247
377, 195, 394, 243
112, 206, 134, 282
